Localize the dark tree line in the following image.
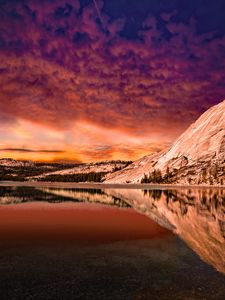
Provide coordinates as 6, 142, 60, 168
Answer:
141, 167, 173, 184
141, 165, 225, 185
39, 172, 108, 182
0, 164, 72, 181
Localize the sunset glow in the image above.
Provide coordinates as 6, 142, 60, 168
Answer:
1, 0, 225, 162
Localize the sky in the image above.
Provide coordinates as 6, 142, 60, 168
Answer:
0, 0, 225, 163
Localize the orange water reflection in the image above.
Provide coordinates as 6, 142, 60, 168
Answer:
0, 202, 170, 244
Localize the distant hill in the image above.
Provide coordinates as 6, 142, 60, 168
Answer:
0, 159, 132, 182
0, 158, 34, 168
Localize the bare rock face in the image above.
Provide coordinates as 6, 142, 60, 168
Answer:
105, 100, 225, 184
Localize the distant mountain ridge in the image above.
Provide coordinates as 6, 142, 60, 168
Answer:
105, 100, 225, 185
0, 159, 132, 182
0, 158, 34, 167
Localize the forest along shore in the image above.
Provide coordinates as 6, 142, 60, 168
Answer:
0, 181, 225, 189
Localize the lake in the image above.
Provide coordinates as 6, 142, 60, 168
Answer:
0, 183, 224, 299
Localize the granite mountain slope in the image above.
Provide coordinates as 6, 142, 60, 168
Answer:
105, 100, 225, 184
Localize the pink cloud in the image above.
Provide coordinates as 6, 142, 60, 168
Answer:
0, 1, 225, 161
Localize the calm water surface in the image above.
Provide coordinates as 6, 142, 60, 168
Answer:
0, 184, 224, 300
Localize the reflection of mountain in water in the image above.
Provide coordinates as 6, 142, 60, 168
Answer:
38, 188, 130, 207
0, 187, 130, 208
1, 186, 224, 274
105, 188, 225, 274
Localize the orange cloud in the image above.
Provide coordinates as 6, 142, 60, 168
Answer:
0, 1, 225, 162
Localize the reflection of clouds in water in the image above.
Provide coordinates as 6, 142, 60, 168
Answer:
105, 188, 225, 275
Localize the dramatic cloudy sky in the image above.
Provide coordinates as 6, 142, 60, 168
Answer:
0, 0, 225, 162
